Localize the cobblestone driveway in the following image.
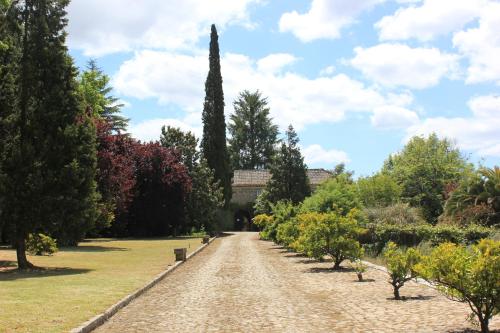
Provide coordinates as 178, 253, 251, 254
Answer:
95, 232, 499, 332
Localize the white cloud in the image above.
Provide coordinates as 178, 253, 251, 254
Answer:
279, 0, 385, 42
128, 118, 202, 142
350, 43, 459, 89
453, 2, 500, 84
67, 0, 259, 56
319, 65, 336, 76
302, 144, 350, 166
376, 0, 485, 41
114, 50, 410, 131
371, 105, 419, 129
406, 94, 500, 157
256, 53, 297, 74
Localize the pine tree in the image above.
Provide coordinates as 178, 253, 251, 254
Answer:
265, 125, 311, 204
228, 90, 278, 169
78, 59, 129, 132
0, 0, 98, 268
201, 24, 232, 206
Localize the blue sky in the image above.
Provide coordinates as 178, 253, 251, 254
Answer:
66, 0, 500, 177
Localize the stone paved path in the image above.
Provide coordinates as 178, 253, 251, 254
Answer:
95, 232, 499, 332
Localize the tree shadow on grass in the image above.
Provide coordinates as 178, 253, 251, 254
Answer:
0, 266, 93, 281
306, 266, 356, 274
61, 245, 129, 253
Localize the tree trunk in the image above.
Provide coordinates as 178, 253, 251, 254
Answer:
333, 259, 341, 270
393, 285, 401, 300
357, 273, 363, 282
16, 233, 33, 269
479, 315, 489, 333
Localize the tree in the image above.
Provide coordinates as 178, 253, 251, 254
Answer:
295, 210, 364, 269
0, 0, 99, 266
300, 174, 361, 215
418, 240, 500, 333
356, 173, 402, 207
265, 125, 310, 205
383, 134, 470, 224
78, 60, 129, 132
201, 24, 231, 206
383, 242, 422, 300
160, 126, 223, 233
444, 166, 500, 226
228, 90, 278, 169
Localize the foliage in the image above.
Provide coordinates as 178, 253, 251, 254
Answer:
259, 201, 297, 241
161, 126, 223, 233
301, 174, 361, 215
26, 233, 58, 256
383, 242, 422, 300
0, 0, 99, 267
254, 188, 273, 215
295, 210, 364, 269
362, 223, 493, 253
127, 142, 191, 237
364, 203, 425, 225
265, 125, 311, 205
383, 134, 471, 224
228, 90, 279, 169
78, 60, 129, 132
417, 240, 500, 332
276, 219, 299, 248
201, 24, 231, 206
351, 259, 367, 281
253, 213, 274, 230
356, 173, 402, 207
444, 166, 500, 227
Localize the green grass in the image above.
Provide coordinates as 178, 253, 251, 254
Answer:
0, 237, 203, 333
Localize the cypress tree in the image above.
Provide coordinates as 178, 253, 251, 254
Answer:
0, 0, 98, 268
265, 125, 311, 204
201, 24, 232, 206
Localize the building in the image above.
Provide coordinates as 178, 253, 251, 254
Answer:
230, 169, 333, 230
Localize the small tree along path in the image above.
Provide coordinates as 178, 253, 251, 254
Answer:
95, 233, 500, 332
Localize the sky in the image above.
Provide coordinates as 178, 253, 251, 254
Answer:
66, 0, 500, 177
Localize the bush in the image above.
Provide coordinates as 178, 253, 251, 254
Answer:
258, 201, 297, 242
418, 240, 500, 333
253, 214, 274, 240
364, 203, 425, 225
295, 210, 364, 269
351, 259, 367, 282
383, 242, 422, 300
276, 219, 299, 249
26, 233, 58, 256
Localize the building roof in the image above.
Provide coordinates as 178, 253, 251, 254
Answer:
232, 169, 333, 187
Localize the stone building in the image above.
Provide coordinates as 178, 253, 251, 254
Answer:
230, 169, 333, 230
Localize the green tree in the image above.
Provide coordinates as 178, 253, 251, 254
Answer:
383, 242, 422, 300
0, 0, 98, 268
418, 240, 500, 333
383, 134, 470, 223
160, 126, 223, 233
78, 59, 129, 132
356, 173, 402, 207
265, 125, 311, 205
444, 166, 500, 226
295, 210, 364, 269
228, 90, 278, 169
300, 174, 361, 215
201, 24, 231, 206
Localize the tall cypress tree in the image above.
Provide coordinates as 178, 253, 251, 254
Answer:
201, 24, 231, 206
0, 0, 98, 268
265, 125, 311, 204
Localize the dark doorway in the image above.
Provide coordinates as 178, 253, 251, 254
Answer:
234, 209, 252, 231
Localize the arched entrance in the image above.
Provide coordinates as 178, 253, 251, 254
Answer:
234, 209, 252, 231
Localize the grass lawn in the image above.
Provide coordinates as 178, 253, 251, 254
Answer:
0, 237, 203, 333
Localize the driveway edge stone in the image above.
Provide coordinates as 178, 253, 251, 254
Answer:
70, 236, 216, 333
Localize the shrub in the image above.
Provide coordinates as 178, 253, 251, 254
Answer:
364, 203, 425, 225
356, 173, 402, 207
418, 240, 500, 333
253, 214, 274, 240
352, 259, 367, 282
276, 219, 299, 249
26, 233, 58, 256
258, 201, 297, 242
295, 210, 364, 269
383, 242, 422, 300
